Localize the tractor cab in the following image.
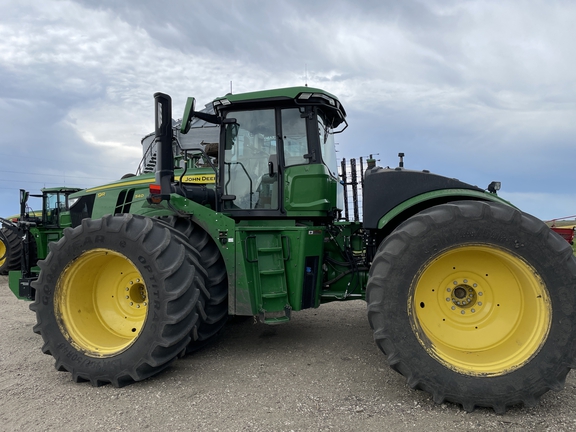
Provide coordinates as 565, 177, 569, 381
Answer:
181, 87, 347, 220
16, 187, 80, 227
38, 187, 82, 228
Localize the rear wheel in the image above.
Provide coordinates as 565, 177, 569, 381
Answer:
0, 226, 22, 274
367, 201, 576, 413
30, 214, 206, 386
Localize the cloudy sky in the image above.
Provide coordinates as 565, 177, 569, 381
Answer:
1, 0, 575, 221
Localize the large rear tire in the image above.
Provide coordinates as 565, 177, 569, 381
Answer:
159, 216, 228, 353
29, 214, 206, 386
367, 201, 576, 413
0, 226, 22, 274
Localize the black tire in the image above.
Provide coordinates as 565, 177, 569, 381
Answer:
159, 216, 228, 353
0, 226, 22, 274
366, 201, 576, 413
29, 214, 207, 386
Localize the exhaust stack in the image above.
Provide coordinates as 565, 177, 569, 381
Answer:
152, 92, 174, 201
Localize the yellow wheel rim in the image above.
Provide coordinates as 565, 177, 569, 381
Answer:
409, 245, 551, 376
55, 248, 148, 357
0, 237, 7, 267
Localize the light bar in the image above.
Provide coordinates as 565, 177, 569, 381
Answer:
297, 92, 336, 106
213, 98, 231, 107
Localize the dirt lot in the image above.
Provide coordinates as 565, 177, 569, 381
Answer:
1, 274, 576, 431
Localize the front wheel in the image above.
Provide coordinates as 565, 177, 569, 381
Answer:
30, 214, 206, 386
367, 201, 576, 413
159, 216, 228, 353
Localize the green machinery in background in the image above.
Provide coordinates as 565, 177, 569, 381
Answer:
0, 187, 80, 277
7, 87, 576, 414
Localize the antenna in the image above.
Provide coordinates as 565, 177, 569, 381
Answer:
305, 64, 308, 87
230, 81, 233, 94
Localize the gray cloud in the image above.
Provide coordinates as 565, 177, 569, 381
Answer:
1, 0, 575, 220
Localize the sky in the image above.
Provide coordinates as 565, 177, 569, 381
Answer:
0, 0, 575, 221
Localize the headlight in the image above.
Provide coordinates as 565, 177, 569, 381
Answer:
487, 181, 501, 194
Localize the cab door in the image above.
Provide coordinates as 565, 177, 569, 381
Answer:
221, 109, 280, 214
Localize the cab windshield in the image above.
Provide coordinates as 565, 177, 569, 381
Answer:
317, 110, 338, 180
44, 192, 66, 226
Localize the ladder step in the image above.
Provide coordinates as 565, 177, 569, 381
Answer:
263, 316, 290, 324
259, 307, 291, 325
258, 247, 283, 253
259, 269, 285, 275
262, 292, 287, 299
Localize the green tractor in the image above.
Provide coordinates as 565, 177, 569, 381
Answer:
1, 187, 80, 278
0, 221, 21, 275
14, 87, 576, 413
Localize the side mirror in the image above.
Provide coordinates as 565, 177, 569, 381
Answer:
19, 189, 29, 220
181, 97, 196, 134
20, 189, 29, 205
224, 122, 238, 151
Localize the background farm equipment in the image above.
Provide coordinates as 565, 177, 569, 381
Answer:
1, 187, 80, 290
547, 215, 576, 246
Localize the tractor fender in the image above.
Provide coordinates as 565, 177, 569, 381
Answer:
362, 167, 511, 232
136, 194, 238, 314
375, 188, 513, 232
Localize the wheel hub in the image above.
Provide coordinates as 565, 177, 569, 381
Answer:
121, 278, 147, 310
446, 279, 482, 313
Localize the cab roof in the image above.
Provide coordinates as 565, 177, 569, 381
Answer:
212, 86, 347, 127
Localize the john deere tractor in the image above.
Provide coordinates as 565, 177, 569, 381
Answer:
0, 187, 80, 278
0, 224, 20, 275
14, 87, 576, 413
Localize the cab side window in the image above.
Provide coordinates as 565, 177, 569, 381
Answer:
223, 109, 278, 210
282, 108, 308, 167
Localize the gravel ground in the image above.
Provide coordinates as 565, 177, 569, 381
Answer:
1, 274, 576, 431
